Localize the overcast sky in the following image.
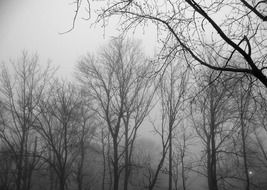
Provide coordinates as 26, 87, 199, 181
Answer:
0, 0, 157, 79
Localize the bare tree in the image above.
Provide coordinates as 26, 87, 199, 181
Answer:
130, 136, 167, 190
157, 60, 188, 190
120, 51, 154, 190
232, 77, 254, 190
100, 126, 114, 190
73, 90, 97, 190
35, 82, 82, 190
100, 128, 108, 190
190, 70, 239, 190
0, 144, 16, 190
252, 86, 267, 184
172, 123, 194, 190
223, 77, 267, 190
87, 0, 267, 87
0, 52, 53, 190
77, 37, 154, 190
130, 59, 188, 190
144, 116, 170, 190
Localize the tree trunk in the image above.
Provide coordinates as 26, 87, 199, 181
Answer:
207, 138, 212, 190
208, 92, 218, 190
123, 125, 129, 190
101, 130, 106, 190
148, 147, 168, 190
107, 134, 113, 190
77, 130, 85, 190
181, 137, 186, 190
113, 138, 119, 190
17, 131, 26, 190
59, 176, 65, 190
168, 128, 172, 190
240, 97, 250, 190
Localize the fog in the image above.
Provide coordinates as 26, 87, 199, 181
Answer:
0, 0, 157, 79
0, 1, 267, 190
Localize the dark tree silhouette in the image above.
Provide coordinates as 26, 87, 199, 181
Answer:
75, 0, 267, 87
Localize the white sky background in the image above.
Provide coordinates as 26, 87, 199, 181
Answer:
0, 0, 158, 79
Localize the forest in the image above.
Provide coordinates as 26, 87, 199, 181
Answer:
0, 1, 267, 190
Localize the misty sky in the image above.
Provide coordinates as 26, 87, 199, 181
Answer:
0, 0, 157, 78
